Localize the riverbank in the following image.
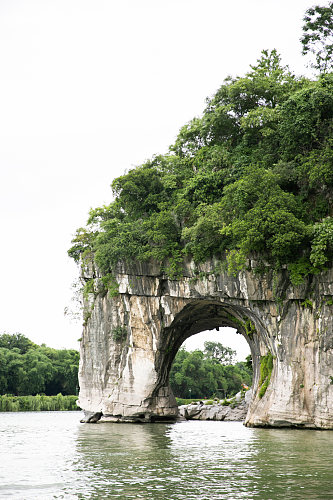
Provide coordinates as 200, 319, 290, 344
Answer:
0, 392, 248, 416
178, 390, 251, 421
0, 394, 79, 411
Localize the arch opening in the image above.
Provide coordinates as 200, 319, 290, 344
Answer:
170, 326, 252, 401
154, 299, 265, 409
182, 327, 250, 363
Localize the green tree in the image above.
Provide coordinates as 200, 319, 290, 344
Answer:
0, 348, 25, 395
68, 49, 333, 287
301, 3, 333, 72
204, 341, 236, 365
0, 334, 79, 396
169, 346, 252, 399
18, 349, 54, 395
220, 167, 311, 269
0, 333, 36, 354
41, 347, 80, 395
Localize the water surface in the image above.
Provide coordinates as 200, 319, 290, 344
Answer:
0, 412, 332, 499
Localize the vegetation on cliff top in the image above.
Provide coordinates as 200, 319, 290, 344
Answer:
69, 6, 333, 285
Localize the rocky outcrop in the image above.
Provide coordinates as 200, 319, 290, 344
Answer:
179, 390, 252, 421
179, 400, 249, 422
78, 258, 333, 429
80, 411, 103, 423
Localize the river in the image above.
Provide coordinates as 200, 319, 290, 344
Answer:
0, 411, 332, 499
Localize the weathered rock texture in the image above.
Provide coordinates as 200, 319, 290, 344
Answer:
179, 398, 249, 422
78, 259, 333, 428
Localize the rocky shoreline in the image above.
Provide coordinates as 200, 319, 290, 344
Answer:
178, 390, 251, 422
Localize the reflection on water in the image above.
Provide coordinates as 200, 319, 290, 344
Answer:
74, 422, 174, 499
0, 412, 332, 499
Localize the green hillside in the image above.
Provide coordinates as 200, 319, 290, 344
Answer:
69, 43, 333, 288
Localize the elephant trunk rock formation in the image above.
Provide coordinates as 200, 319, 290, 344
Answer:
78, 259, 333, 428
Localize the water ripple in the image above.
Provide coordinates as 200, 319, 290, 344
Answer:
1, 413, 333, 499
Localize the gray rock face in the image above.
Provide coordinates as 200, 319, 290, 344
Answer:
80, 411, 103, 423
78, 258, 333, 428
179, 399, 248, 421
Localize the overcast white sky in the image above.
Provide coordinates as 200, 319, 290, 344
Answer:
0, 0, 318, 358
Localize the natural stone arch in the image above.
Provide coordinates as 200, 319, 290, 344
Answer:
153, 300, 262, 405
78, 259, 333, 428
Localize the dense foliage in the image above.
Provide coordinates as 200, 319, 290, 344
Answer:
0, 394, 79, 412
169, 342, 252, 399
0, 333, 79, 396
69, 46, 333, 287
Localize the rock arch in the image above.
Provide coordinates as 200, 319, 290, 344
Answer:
153, 300, 260, 403
78, 259, 333, 428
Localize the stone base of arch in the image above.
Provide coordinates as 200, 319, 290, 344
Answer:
78, 260, 333, 429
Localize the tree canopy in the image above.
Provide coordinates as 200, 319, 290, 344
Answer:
301, 2, 333, 72
0, 333, 79, 396
169, 342, 252, 399
69, 45, 333, 288
203, 341, 236, 365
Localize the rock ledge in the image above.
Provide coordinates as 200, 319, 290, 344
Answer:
179, 395, 249, 422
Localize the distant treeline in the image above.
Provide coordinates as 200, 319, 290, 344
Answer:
0, 333, 79, 396
0, 333, 251, 407
169, 341, 252, 399
0, 393, 79, 412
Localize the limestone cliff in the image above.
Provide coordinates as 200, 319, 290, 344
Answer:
78, 258, 333, 428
